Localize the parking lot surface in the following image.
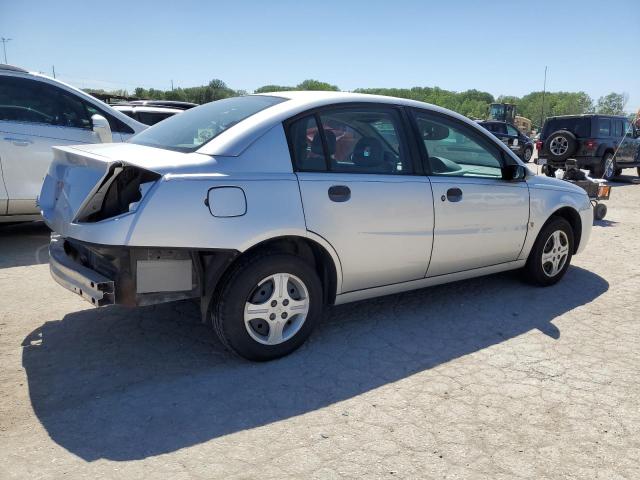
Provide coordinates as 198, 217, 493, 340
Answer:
1, 167, 639, 479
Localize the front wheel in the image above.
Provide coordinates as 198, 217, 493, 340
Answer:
212, 253, 323, 361
523, 146, 533, 162
594, 152, 616, 180
523, 217, 574, 286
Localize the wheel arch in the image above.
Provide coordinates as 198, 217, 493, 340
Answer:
199, 234, 342, 323
547, 206, 582, 254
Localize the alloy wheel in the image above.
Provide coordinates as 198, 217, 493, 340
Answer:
549, 136, 569, 156
541, 230, 570, 277
243, 273, 310, 345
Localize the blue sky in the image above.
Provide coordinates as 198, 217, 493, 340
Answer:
2, 0, 639, 111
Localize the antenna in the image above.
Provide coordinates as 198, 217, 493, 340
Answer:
1, 37, 12, 64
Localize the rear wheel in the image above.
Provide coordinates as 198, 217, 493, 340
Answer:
212, 253, 323, 361
523, 217, 574, 286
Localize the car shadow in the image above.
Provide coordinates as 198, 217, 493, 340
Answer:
22, 266, 608, 462
594, 219, 619, 228
0, 221, 50, 268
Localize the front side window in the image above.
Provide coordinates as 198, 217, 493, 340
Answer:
0, 76, 71, 126
598, 118, 611, 136
131, 95, 286, 152
413, 110, 504, 178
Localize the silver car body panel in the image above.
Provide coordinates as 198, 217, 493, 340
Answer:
40, 91, 592, 304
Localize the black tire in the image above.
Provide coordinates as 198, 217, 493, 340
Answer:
523, 146, 533, 162
594, 203, 607, 221
545, 130, 577, 161
523, 216, 574, 286
637, 167, 640, 177
614, 168, 622, 177
211, 253, 323, 361
543, 165, 557, 178
592, 152, 615, 179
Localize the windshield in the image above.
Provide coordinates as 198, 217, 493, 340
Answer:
130, 95, 286, 152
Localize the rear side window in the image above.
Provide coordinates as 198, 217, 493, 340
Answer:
289, 106, 413, 174
288, 115, 326, 172
543, 117, 590, 138
130, 95, 286, 152
597, 118, 611, 136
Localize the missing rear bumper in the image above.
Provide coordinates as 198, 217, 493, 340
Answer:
49, 235, 115, 306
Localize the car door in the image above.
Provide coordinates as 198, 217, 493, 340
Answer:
0, 76, 104, 214
506, 123, 525, 157
288, 105, 434, 293
615, 119, 634, 165
410, 109, 529, 277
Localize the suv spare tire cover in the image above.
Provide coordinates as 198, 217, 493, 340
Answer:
545, 130, 577, 161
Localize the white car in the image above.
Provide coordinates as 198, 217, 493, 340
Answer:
112, 100, 197, 126
0, 64, 146, 222
41, 92, 593, 361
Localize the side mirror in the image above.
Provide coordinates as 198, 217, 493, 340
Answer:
502, 164, 527, 181
91, 114, 112, 143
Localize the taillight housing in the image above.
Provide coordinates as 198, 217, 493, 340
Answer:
535, 140, 543, 151
585, 139, 598, 150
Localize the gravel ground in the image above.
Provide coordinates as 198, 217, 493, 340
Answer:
1, 166, 639, 479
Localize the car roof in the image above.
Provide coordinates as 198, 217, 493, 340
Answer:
197, 91, 517, 158
546, 114, 627, 120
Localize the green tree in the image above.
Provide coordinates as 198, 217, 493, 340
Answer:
596, 92, 628, 115
296, 79, 339, 91
254, 84, 294, 93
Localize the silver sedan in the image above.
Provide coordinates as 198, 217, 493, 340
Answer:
40, 92, 593, 361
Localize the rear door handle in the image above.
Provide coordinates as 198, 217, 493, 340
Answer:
4, 137, 33, 146
328, 185, 351, 202
445, 187, 463, 202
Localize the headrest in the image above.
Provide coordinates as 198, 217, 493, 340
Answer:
311, 130, 336, 155
352, 137, 383, 167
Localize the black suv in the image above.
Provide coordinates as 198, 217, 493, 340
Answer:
537, 114, 640, 179
479, 121, 534, 162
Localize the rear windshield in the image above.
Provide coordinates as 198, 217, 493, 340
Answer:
543, 117, 590, 139
130, 95, 286, 152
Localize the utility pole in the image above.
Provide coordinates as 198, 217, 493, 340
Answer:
1, 37, 12, 64
52, 65, 56, 78
540, 66, 548, 129
171, 79, 174, 91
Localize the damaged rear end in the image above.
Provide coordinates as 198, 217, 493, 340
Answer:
41, 145, 237, 309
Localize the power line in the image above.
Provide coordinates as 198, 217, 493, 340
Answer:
1, 37, 12, 64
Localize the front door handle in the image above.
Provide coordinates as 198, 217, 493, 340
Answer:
328, 185, 351, 202
445, 187, 463, 202
4, 137, 33, 146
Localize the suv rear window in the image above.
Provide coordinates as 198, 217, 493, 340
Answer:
543, 117, 590, 139
130, 95, 286, 152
